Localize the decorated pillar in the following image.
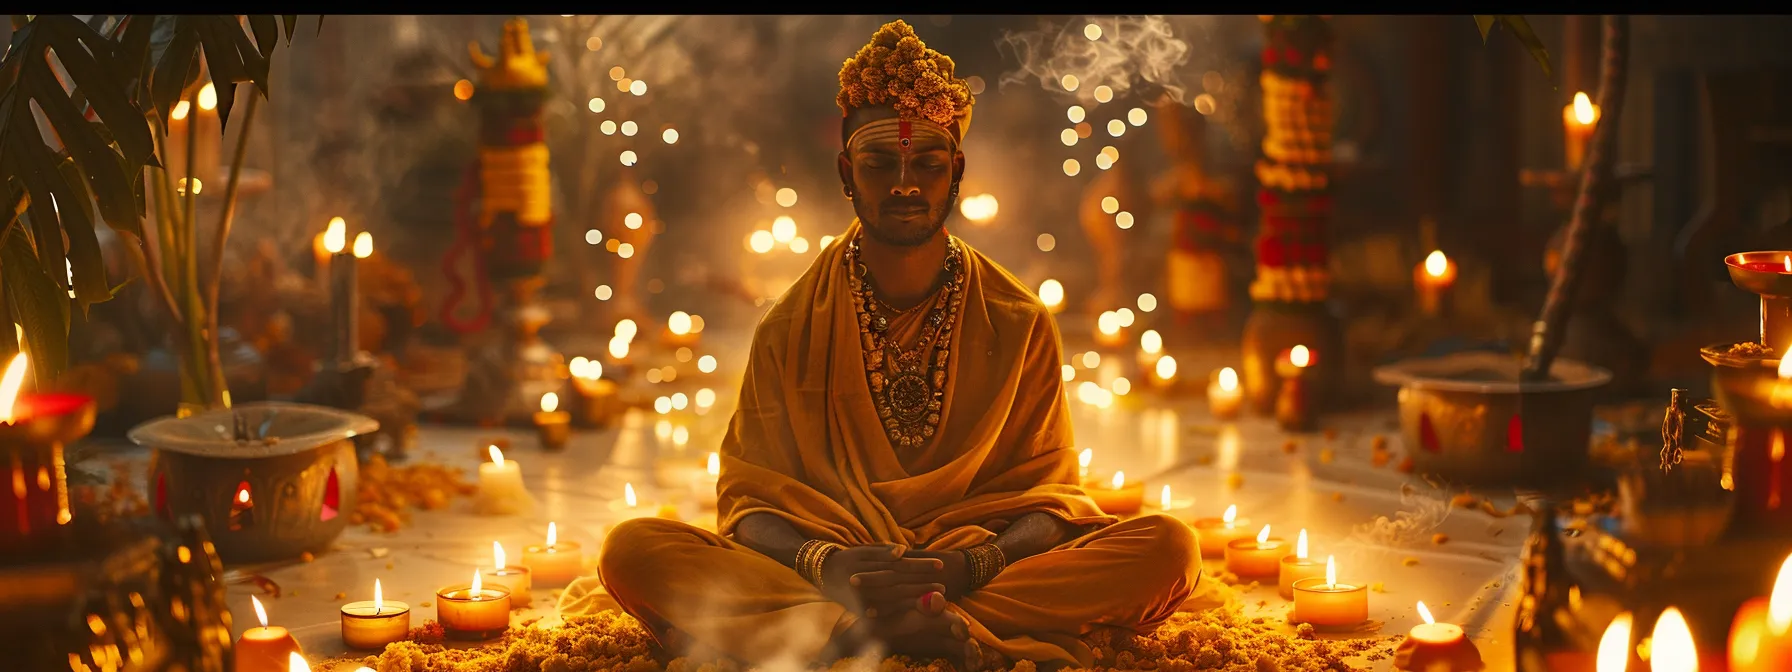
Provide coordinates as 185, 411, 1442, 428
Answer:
1153, 96, 1241, 341
1240, 15, 1343, 414
444, 18, 566, 426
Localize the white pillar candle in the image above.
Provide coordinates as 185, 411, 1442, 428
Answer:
475, 445, 532, 516
522, 521, 585, 587
480, 541, 533, 607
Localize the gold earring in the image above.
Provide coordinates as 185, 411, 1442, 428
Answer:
842, 185, 854, 199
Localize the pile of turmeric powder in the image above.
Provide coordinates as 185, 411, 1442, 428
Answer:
350, 454, 477, 533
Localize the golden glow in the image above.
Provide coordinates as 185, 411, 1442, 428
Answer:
1061, 364, 1076, 382
1296, 529, 1309, 559
1572, 92, 1598, 125
471, 571, 482, 595
1424, 250, 1448, 278
1061, 74, 1079, 92
1140, 330, 1163, 355
1770, 552, 1792, 634
1784, 255, 1790, 273
453, 79, 474, 101
959, 194, 999, 222
707, 452, 720, 477
197, 83, 217, 111
624, 212, 644, 229
289, 652, 311, 672
619, 150, 637, 166
323, 217, 346, 254
1110, 471, 1125, 489
1218, 367, 1239, 391
775, 188, 798, 208
1416, 601, 1434, 625
749, 230, 775, 254
251, 595, 269, 628
1649, 607, 1698, 672
546, 522, 558, 547
0, 353, 28, 423
540, 392, 559, 413
237, 487, 250, 504
630, 80, 647, 96
1137, 293, 1157, 312
493, 541, 507, 569
353, 232, 373, 259
1116, 308, 1135, 327
624, 483, 638, 507
1101, 196, 1119, 214
1222, 504, 1237, 525
1079, 448, 1093, 469
1084, 23, 1102, 40
1160, 485, 1172, 510
669, 311, 693, 335
1596, 613, 1633, 672
1290, 345, 1311, 368
588, 97, 606, 113
772, 216, 797, 243
1094, 85, 1113, 103
1116, 212, 1134, 229
1037, 233, 1057, 252
1107, 119, 1125, 137
1081, 351, 1100, 369
1111, 377, 1130, 395
1038, 279, 1064, 307
1068, 106, 1086, 123
171, 100, 190, 121
663, 128, 679, 144
697, 355, 718, 373
1063, 159, 1081, 176
1128, 108, 1148, 126
488, 445, 505, 467
1097, 311, 1121, 335
1324, 555, 1337, 586
177, 177, 203, 195
374, 579, 383, 613
1256, 525, 1272, 544
620, 120, 638, 137
609, 337, 630, 360
1779, 352, 1792, 380
1155, 355, 1178, 380
601, 120, 617, 135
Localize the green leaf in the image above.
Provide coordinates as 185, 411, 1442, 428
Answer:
246, 15, 278, 61
316, 15, 325, 37
280, 15, 297, 42
3, 102, 66, 278
147, 23, 197, 126
116, 14, 157, 89
23, 51, 141, 236
1497, 16, 1554, 83
56, 156, 112, 312
2, 228, 70, 384
1473, 16, 1497, 43
48, 17, 157, 168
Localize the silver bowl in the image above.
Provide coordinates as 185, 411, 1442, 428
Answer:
1373, 352, 1612, 487
130, 402, 378, 563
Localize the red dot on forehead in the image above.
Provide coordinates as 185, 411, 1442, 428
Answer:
898, 121, 912, 149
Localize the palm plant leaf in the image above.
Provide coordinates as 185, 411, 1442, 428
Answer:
1473, 15, 1554, 85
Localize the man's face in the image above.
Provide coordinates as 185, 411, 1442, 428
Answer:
839, 117, 963, 247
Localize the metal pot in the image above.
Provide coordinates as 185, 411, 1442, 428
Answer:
1373, 351, 1611, 487
130, 402, 377, 563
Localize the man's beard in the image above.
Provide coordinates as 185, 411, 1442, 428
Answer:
853, 195, 957, 248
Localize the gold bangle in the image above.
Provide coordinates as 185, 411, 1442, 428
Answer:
797, 540, 843, 590
962, 543, 1006, 590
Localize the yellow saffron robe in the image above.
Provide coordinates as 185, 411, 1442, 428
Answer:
589, 222, 1199, 667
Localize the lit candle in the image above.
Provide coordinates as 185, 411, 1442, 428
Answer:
1274, 346, 1315, 432
1077, 448, 1093, 484
568, 357, 621, 428
0, 352, 95, 555
692, 452, 720, 509
474, 445, 532, 516
1207, 367, 1243, 420
1225, 525, 1286, 578
1414, 250, 1457, 317
163, 84, 221, 183
1155, 485, 1194, 517
1733, 554, 1792, 671
1193, 504, 1253, 559
1085, 470, 1144, 516
1095, 311, 1128, 349
1154, 355, 1178, 387
1563, 91, 1600, 171
1652, 607, 1700, 672
235, 596, 303, 672
533, 392, 572, 451
480, 541, 533, 608
436, 570, 512, 641
1394, 601, 1484, 671
1595, 613, 1634, 672
1278, 529, 1326, 599
521, 521, 585, 588
665, 310, 701, 347
339, 579, 411, 650
323, 218, 359, 363
289, 653, 311, 672
1291, 556, 1369, 627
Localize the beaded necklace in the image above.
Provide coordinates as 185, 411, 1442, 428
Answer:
846, 235, 966, 449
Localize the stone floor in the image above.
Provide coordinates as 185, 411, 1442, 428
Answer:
97, 334, 1538, 671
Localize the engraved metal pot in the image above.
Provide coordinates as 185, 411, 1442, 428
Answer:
1373, 351, 1611, 487
130, 402, 377, 563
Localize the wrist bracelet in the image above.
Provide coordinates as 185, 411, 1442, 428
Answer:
962, 543, 1007, 590
796, 539, 844, 590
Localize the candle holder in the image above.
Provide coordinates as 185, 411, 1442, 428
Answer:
435, 583, 512, 640
340, 600, 411, 650
1394, 622, 1484, 671
480, 565, 533, 607
1193, 517, 1252, 559
1083, 476, 1144, 516
1291, 577, 1368, 628
522, 540, 585, 588
533, 407, 572, 452
1274, 353, 1315, 433
571, 376, 622, 429
130, 402, 377, 563
1372, 351, 1609, 487
1279, 555, 1326, 600
1224, 537, 1286, 578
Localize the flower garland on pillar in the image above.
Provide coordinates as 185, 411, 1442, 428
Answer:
1249, 15, 1334, 306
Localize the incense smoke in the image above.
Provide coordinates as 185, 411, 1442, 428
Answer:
997, 15, 1215, 106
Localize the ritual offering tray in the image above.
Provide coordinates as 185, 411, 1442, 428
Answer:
131, 402, 378, 563
1372, 351, 1611, 487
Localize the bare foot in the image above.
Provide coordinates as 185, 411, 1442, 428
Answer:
872, 608, 971, 664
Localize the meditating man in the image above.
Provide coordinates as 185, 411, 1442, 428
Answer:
593, 20, 1200, 669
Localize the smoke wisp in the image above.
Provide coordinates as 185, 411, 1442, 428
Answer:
997, 16, 1203, 105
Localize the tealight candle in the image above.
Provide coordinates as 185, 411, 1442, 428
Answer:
1193, 505, 1253, 559
1077, 448, 1093, 484
1414, 250, 1457, 317
1085, 470, 1144, 516
1731, 553, 1792, 671
1292, 556, 1369, 627
1207, 367, 1243, 420
436, 571, 512, 641
481, 541, 533, 608
475, 445, 532, 516
339, 579, 411, 650
1225, 525, 1286, 578
692, 452, 720, 509
1155, 485, 1194, 518
236, 596, 303, 672
1274, 346, 1316, 432
569, 357, 621, 428
533, 392, 572, 451
1652, 607, 1701, 672
522, 521, 585, 587
1394, 601, 1484, 671
1278, 529, 1326, 600
289, 652, 312, 672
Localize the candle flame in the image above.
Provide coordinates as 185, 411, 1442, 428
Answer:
1595, 613, 1633, 672
1296, 529, 1308, 560
237, 486, 250, 504
1649, 607, 1698, 672
547, 522, 558, 547
1160, 485, 1172, 510
1416, 601, 1434, 625
1770, 552, 1792, 634
1325, 555, 1337, 586
1156, 355, 1178, 380
171, 100, 190, 121
0, 352, 27, 422
707, 452, 721, 477
1780, 353, 1792, 381
353, 232, 373, 259
494, 541, 506, 569
1141, 329, 1163, 355
669, 311, 693, 336
1256, 525, 1271, 544
374, 579, 383, 612
323, 217, 346, 253
471, 570, 482, 595
1424, 250, 1448, 278
1038, 279, 1064, 308
1290, 346, 1311, 368
1218, 367, 1238, 391
1572, 92, 1597, 125
1784, 255, 1790, 273
1079, 448, 1093, 469
251, 595, 269, 628
541, 392, 559, 413
288, 652, 311, 672
1111, 471, 1126, 489
1222, 504, 1237, 525
198, 83, 217, 111
488, 445, 505, 466
625, 483, 637, 507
